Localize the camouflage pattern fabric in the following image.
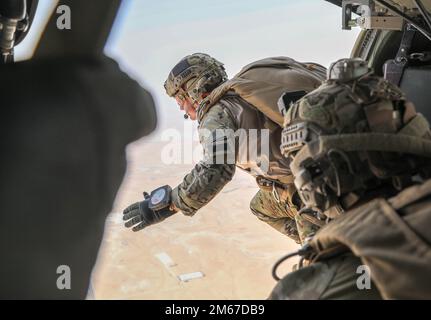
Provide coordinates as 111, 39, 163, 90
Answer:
270, 178, 431, 300
308, 179, 431, 299
171, 103, 237, 216
294, 213, 321, 244
273, 57, 431, 299
172, 102, 302, 243
250, 189, 300, 243
164, 53, 227, 103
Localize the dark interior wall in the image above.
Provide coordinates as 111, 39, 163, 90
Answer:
35, 0, 123, 58
0, 0, 157, 299
0, 56, 156, 299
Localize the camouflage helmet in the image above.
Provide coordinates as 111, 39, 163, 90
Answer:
164, 53, 228, 104
280, 58, 431, 216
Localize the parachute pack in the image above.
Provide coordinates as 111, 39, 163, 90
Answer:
198, 56, 327, 126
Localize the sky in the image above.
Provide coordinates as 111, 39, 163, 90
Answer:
105, 0, 360, 135
15, 0, 361, 135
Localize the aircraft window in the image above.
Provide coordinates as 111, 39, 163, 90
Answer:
15, 0, 59, 62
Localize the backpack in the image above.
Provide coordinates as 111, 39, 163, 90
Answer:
198, 56, 327, 126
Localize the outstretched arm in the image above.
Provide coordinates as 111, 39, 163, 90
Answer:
172, 162, 236, 216
172, 103, 238, 216
123, 104, 237, 230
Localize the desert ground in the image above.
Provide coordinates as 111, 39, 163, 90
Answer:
90, 138, 298, 300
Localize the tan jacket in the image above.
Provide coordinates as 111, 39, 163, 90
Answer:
215, 92, 292, 183
171, 92, 293, 216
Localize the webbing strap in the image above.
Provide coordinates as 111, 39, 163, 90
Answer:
389, 178, 431, 210
291, 132, 431, 172
399, 113, 430, 137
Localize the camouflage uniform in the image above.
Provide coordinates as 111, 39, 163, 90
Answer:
250, 190, 300, 243
171, 103, 237, 217
166, 53, 324, 243
272, 58, 431, 299
270, 179, 431, 300
171, 100, 302, 242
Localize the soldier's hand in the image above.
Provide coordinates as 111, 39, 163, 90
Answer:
123, 199, 175, 232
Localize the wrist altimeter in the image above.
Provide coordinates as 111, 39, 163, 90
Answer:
147, 185, 172, 211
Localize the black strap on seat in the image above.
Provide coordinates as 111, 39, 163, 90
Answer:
384, 23, 417, 86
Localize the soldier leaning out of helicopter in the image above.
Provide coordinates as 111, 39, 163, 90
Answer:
122, 53, 328, 244
270, 58, 431, 300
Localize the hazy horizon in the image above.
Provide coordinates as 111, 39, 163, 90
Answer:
105, 0, 360, 139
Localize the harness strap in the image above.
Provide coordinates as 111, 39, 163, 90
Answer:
398, 113, 430, 137
291, 131, 431, 173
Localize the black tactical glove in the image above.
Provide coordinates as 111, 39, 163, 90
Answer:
123, 189, 177, 232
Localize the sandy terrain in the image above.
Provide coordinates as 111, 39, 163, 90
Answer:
90, 139, 298, 300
